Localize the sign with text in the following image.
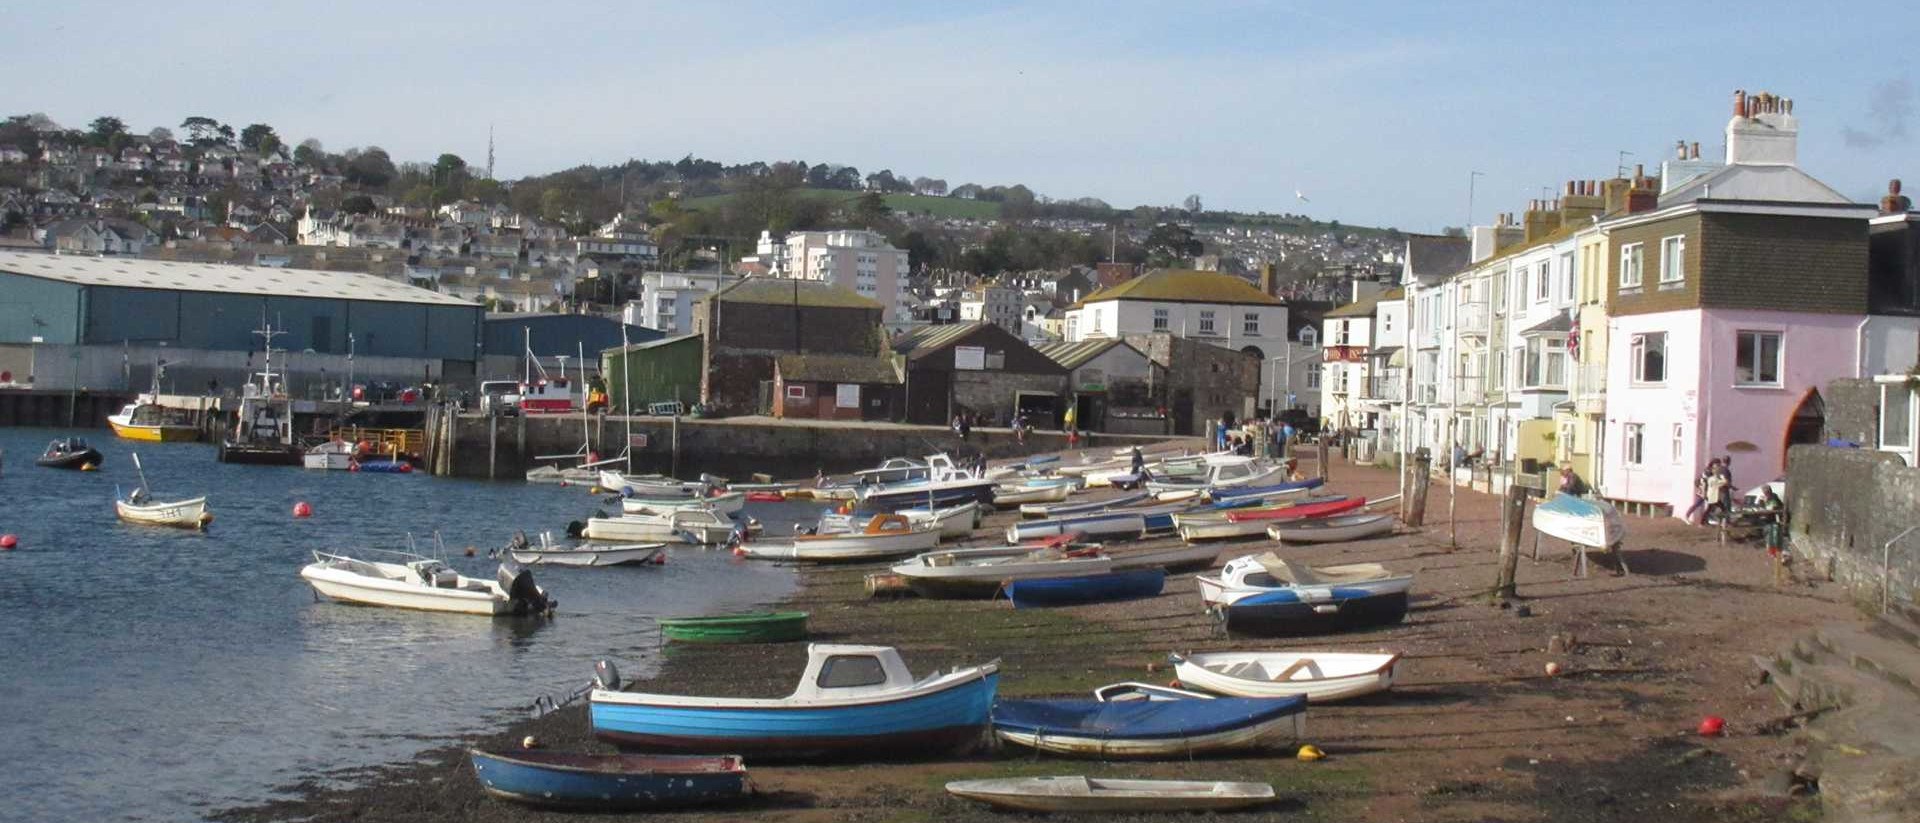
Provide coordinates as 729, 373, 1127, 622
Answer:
954, 346, 986, 370
836, 383, 860, 409
628, 433, 649, 447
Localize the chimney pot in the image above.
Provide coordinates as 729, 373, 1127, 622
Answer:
1734, 89, 1747, 117
1566, 181, 1576, 196
1634, 163, 1645, 178
1676, 140, 1687, 159
1691, 141, 1701, 159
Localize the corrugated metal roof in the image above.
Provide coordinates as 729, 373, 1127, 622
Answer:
1078, 268, 1282, 307
0, 249, 474, 306
603, 333, 701, 357
1032, 339, 1126, 370
893, 321, 986, 357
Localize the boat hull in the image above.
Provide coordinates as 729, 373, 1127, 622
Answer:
1220, 590, 1410, 636
115, 497, 209, 529
217, 440, 301, 465
658, 611, 809, 644
1006, 513, 1147, 543
469, 750, 747, 810
862, 482, 998, 511
946, 777, 1275, 813
590, 673, 998, 759
1171, 652, 1399, 703
108, 417, 198, 442
738, 527, 939, 562
1006, 569, 1165, 608
894, 553, 1116, 599
1532, 495, 1626, 549
582, 516, 737, 545
36, 449, 103, 469
510, 544, 665, 567
1107, 543, 1221, 572
1267, 513, 1397, 544
990, 696, 1306, 758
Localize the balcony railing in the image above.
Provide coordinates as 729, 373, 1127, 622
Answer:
1361, 375, 1403, 402
1456, 302, 1490, 335
1577, 360, 1607, 398
1454, 374, 1484, 402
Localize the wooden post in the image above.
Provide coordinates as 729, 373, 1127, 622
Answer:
487, 412, 497, 480
1317, 436, 1331, 484
671, 413, 681, 477
1495, 485, 1526, 600
1407, 450, 1431, 527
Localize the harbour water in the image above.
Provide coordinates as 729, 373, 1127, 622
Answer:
0, 428, 808, 822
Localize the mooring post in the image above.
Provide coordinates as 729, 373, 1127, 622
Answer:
487, 412, 497, 480
1317, 436, 1331, 484
1407, 449, 1431, 527
1495, 485, 1526, 600
671, 413, 680, 477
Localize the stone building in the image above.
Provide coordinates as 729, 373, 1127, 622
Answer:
1123, 332, 1260, 436
893, 321, 1066, 426
691, 277, 886, 414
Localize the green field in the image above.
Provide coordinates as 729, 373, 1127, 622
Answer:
683, 188, 1002, 220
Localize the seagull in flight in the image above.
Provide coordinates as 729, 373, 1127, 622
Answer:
1295, 190, 1310, 203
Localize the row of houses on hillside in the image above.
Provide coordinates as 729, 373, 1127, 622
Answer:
1317, 89, 1920, 520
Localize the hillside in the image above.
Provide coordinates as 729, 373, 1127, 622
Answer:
682, 188, 1002, 220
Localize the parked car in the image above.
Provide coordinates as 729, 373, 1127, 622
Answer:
1275, 409, 1322, 436
480, 380, 522, 416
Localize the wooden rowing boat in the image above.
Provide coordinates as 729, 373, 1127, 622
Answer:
946, 776, 1275, 813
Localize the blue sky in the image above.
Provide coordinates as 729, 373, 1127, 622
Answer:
3, 1, 1914, 231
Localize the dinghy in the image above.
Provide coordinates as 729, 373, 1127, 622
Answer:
736, 513, 939, 562
590, 644, 997, 758
818, 502, 979, 541
575, 508, 741, 544
1142, 458, 1280, 496
302, 440, 356, 470
1105, 542, 1221, 572
622, 490, 744, 517
990, 691, 1306, 758
113, 453, 211, 530
1532, 494, 1625, 549
1198, 553, 1412, 607
657, 611, 809, 644
1006, 511, 1147, 543
991, 483, 1074, 506
1005, 568, 1165, 608
1170, 651, 1400, 702
891, 545, 1114, 599
1207, 476, 1324, 502
1020, 491, 1150, 519
1200, 554, 1412, 636
469, 749, 748, 810
524, 464, 600, 485
946, 777, 1275, 814
1175, 496, 1361, 542
506, 532, 665, 567
1266, 512, 1397, 544
299, 551, 554, 616
36, 437, 102, 470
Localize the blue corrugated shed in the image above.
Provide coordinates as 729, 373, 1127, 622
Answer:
483, 313, 661, 359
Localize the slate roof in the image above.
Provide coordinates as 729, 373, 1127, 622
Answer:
709, 276, 884, 310
1324, 288, 1401, 318
777, 353, 903, 384
1405, 234, 1472, 278
1078, 268, 1282, 306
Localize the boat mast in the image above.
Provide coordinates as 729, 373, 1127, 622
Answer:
578, 340, 589, 462
619, 324, 633, 473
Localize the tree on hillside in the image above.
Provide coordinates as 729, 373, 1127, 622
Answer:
864, 169, 897, 192
1183, 194, 1203, 213
180, 116, 224, 146
829, 165, 862, 190
343, 147, 396, 188
87, 116, 128, 147
147, 126, 173, 143
239, 123, 280, 155
911, 177, 947, 196
952, 183, 983, 200
342, 194, 377, 215
1144, 222, 1203, 266
294, 138, 325, 168
853, 191, 893, 225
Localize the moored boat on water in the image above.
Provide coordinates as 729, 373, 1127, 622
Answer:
302, 440, 356, 470
469, 749, 749, 810
589, 644, 998, 758
106, 400, 199, 442
36, 437, 103, 470
505, 532, 665, 567
946, 777, 1275, 814
574, 508, 743, 545
623, 490, 744, 517
298, 551, 554, 616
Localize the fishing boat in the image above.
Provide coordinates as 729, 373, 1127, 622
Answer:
469, 749, 748, 810
113, 454, 211, 530
1175, 496, 1362, 542
736, 514, 939, 562
1020, 490, 1150, 519
106, 401, 198, 442
991, 483, 1074, 506
35, 437, 103, 470
299, 551, 554, 616
657, 611, 809, 644
217, 321, 302, 465
589, 644, 998, 758
1169, 651, 1400, 702
302, 439, 356, 470
858, 454, 998, 511
990, 691, 1306, 758
1532, 494, 1626, 549
1006, 511, 1147, 543
1201, 554, 1412, 636
623, 491, 745, 518
890, 545, 1114, 599
1267, 512, 1397, 543
505, 532, 665, 567
1005, 568, 1165, 608
946, 777, 1275, 814
574, 508, 742, 545
1106, 542, 1221, 572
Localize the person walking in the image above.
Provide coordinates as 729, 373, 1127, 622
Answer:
1684, 459, 1718, 524
1129, 446, 1147, 479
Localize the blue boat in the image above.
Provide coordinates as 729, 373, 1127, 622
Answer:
1006, 568, 1166, 608
1210, 477, 1324, 502
1219, 587, 1410, 636
992, 692, 1307, 757
469, 749, 748, 810
591, 644, 998, 759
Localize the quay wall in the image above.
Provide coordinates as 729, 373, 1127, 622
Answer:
432, 411, 1181, 481
1786, 443, 1920, 610
0, 389, 133, 429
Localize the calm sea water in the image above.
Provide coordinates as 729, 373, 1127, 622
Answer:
0, 428, 810, 822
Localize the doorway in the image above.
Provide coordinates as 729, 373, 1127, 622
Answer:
1783, 388, 1826, 467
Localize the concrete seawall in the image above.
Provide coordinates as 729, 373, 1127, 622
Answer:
429, 410, 1181, 480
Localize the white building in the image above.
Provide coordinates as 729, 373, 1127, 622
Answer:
1062, 269, 1288, 359
750, 229, 912, 322
623, 270, 738, 334
1318, 284, 1396, 431
958, 284, 1023, 334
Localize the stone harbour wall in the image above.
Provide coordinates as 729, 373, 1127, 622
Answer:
1786, 443, 1920, 609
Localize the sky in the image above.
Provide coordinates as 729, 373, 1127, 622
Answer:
2, 1, 1915, 232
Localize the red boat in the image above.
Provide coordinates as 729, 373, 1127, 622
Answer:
1225, 496, 1366, 523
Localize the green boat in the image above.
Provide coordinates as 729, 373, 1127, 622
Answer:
657, 611, 810, 644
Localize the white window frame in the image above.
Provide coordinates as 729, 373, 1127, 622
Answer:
1659, 235, 1685, 284
1620, 243, 1644, 289
1631, 332, 1666, 384
1625, 423, 1644, 465
1198, 309, 1216, 335
1879, 382, 1915, 465
1559, 251, 1575, 300
1152, 307, 1169, 331
1535, 261, 1550, 302
1243, 312, 1260, 336
1306, 365, 1321, 389
1734, 330, 1783, 387
1335, 320, 1349, 345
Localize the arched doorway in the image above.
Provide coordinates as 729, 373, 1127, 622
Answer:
1783, 389, 1826, 468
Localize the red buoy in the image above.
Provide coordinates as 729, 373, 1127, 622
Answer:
293, 501, 313, 518
1697, 715, 1725, 736
0, 534, 17, 550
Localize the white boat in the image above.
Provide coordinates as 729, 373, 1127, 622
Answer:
1170, 651, 1400, 702
525, 464, 599, 485
890, 545, 1114, 598
1532, 494, 1626, 549
505, 533, 665, 567
1006, 512, 1148, 543
1054, 458, 1128, 478
1143, 458, 1281, 496
737, 514, 940, 563
901, 501, 981, 539
598, 471, 714, 497
1106, 542, 1220, 572
1266, 513, 1397, 543
299, 551, 553, 616
578, 508, 741, 545
991, 483, 1074, 506
622, 491, 745, 518
114, 454, 212, 530
115, 494, 211, 529
858, 454, 998, 510
1197, 553, 1411, 607
947, 777, 1275, 814
302, 440, 356, 470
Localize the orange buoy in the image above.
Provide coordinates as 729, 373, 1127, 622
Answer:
0, 534, 17, 550
292, 501, 313, 518
1697, 716, 1725, 736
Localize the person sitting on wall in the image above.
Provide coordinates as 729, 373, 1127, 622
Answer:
1557, 466, 1590, 497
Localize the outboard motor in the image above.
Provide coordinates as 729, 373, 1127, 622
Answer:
593, 659, 621, 691
565, 520, 587, 538
497, 562, 552, 616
